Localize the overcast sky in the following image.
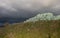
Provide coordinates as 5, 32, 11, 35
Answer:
0, 0, 60, 18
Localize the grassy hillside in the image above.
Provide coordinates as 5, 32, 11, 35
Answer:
3, 20, 60, 38
0, 27, 5, 38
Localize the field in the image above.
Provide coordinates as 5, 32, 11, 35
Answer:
1, 20, 60, 38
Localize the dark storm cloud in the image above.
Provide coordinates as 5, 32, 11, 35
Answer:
0, 0, 60, 18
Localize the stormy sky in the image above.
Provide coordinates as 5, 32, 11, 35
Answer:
0, 0, 60, 18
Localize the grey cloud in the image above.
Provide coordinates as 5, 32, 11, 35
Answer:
0, 0, 60, 18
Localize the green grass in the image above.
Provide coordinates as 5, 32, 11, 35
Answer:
1, 20, 60, 38
0, 27, 5, 38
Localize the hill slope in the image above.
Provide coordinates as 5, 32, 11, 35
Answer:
4, 20, 60, 38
